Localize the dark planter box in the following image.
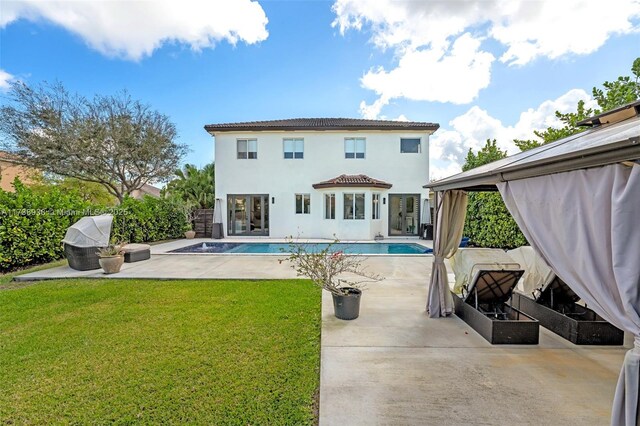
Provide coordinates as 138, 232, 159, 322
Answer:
453, 291, 539, 345
511, 292, 623, 345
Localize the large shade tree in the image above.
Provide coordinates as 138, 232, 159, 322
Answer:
0, 81, 188, 203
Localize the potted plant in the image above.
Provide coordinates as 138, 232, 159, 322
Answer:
280, 238, 383, 320
183, 205, 200, 239
96, 242, 126, 274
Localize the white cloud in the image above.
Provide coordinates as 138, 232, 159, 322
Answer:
1, 0, 269, 61
429, 88, 597, 180
359, 95, 390, 120
333, 0, 640, 117
360, 33, 495, 108
492, 1, 640, 65
0, 69, 15, 91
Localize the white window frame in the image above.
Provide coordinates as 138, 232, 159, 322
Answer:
237, 139, 258, 159
344, 193, 365, 220
295, 193, 311, 214
324, 193, 336, 220
344, 138, 366, 159
400, 138, 421, 153
372, 193, 381, 220
284, 138, 304, 159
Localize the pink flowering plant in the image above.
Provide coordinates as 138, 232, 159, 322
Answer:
280, 237, 383, 295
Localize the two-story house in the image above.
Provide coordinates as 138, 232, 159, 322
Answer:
204, 118, 439, 240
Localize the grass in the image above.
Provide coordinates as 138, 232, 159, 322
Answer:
0, 278, 321, 424
0, 259, 68, 287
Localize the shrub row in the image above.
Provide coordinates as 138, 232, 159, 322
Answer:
463, 192, 528, 250
110, 196, 187, 244
0, 179, 187, 272
0, 180, 88, 271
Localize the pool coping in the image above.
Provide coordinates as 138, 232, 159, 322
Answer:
154, 238, 434, 257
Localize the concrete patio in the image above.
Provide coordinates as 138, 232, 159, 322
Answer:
14, 239, 631, 425
321, 256, 629, 426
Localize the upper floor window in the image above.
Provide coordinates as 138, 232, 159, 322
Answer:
344, 193, 365, 220
284, 138, 304, 159
401, 138, 421, 153
345, 138, 366, 159
324, 193, 335, 220
372, 193, 380, 220
237, 139, 257, 159
296, 194, 310, 214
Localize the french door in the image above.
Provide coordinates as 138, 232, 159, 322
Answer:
388, 194, 420, 236
227, 194, 269, 236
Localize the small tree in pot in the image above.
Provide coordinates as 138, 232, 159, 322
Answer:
280, 239, 383, 320
97, 242, 126, 274
182, 204, 200, 239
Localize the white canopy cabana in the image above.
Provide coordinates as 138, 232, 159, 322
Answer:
424, 100, 640, 425
62, 215, 113, 247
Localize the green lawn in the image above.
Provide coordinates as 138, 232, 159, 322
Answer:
0, 259, 68, 287
0, 278, 321, 425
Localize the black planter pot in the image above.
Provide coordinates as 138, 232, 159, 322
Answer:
332, 287, 362, 320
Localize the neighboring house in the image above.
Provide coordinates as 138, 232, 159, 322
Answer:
205, 118, 439, 240
0, 152, 36, 191
131, 183, 162, 200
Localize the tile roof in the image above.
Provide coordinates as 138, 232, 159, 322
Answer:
204, 118, 439, 133
312, 174, 393, 189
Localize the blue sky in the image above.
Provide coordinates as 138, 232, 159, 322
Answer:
1, 0, 639, 179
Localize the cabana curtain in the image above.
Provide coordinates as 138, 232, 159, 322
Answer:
427, 190, 468, 318
498, 164, 640, 426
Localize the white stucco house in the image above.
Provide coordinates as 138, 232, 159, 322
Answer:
204, 118, 439, 240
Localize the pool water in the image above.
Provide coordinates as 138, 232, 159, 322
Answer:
170, 242, 431, 255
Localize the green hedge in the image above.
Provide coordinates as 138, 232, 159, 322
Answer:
463, 192, 528, 250
0, 180, 187, 272
110, 196, 187, 244
0, 180, 89, 271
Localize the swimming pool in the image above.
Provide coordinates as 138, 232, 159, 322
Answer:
169, 242, 432, 255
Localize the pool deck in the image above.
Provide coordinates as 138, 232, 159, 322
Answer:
14, 238, 431, 281
12, 238, 631, 425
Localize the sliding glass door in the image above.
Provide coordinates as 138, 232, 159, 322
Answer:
227, 194, 269, 236
388, 194, 420, 236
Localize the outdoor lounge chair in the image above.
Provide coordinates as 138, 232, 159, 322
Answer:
450, 248, 538, 344
508, 246, 623, 345
452, 267, 539, 344
62, 215, 113, 271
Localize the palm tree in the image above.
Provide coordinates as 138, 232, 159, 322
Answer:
164, 163, 215, 209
